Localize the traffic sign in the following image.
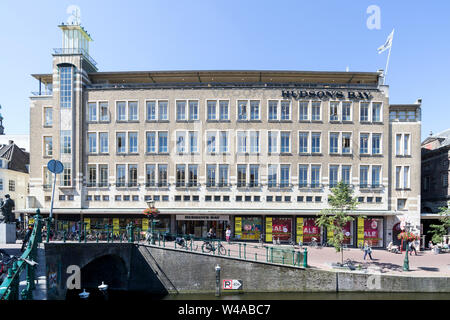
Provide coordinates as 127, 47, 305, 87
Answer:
47, 159, 64, 174
222, 279, 243, 290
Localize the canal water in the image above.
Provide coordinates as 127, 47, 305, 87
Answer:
66, 289, 450, 301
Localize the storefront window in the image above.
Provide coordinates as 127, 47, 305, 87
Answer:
296, 217, 322, 244
326, 221, 354, 246
235, 216, 262, 240
265, 217, 292, 242
357, 217, 384, 247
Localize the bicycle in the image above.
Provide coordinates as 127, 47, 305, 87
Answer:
175, 236, 198, 251
201, 240, 226, 255
308, 237, 323, 249
289, 238, 303, 250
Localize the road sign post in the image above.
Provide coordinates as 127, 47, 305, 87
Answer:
46, 160, 64, 242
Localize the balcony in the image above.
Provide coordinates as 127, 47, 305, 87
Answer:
53, 48, 97, 67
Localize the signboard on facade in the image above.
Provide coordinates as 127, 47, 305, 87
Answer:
176, 215, 229, 221
281, 90, 373, 100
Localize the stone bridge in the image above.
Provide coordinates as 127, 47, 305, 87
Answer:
44, 243, 450, 300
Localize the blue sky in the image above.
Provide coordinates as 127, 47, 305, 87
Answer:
0, 0, 448, 139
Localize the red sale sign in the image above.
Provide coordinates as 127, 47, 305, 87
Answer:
303, 218, 321, 243
364, 219, 379, 239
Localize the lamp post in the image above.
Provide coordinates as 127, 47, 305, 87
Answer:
145, 200, 159, 245
403, 222, 411, 271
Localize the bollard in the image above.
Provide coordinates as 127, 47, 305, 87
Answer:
228, 249, 230, 257
96, 232, 99, 243
215, 265, 221, 297
270, 247, 274, 263
266, 247, 268, 262
292, 250, 295, 265
255, 253, 257, 261
63, 231, 66, 243
243, 243, 246, 260
303, 248, 308, 268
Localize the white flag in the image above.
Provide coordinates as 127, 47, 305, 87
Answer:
377, 29, 394, 54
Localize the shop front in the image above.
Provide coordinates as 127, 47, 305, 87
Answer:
326, 220, 355, 247
296, 217, 323, 245
265, 216, 293, 243
234, 216, 263, 241
357, 217, 384, 248
176, 215, 230, 239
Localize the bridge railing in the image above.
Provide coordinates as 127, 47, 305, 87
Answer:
0, 212, 43, 300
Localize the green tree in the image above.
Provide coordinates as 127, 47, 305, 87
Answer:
428, 206, 450, 245
316, 181, 360, 265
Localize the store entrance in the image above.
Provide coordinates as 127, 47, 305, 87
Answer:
176, 218, 228, 240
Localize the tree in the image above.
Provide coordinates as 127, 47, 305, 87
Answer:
316, 181, 360, 265
428, 206, 450, 245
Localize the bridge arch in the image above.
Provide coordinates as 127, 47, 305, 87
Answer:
80, 254, 128, 290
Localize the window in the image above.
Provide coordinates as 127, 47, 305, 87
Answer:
128, 101, 138, 121
403, 166, 410, 189
396, 133, 410, 156
342, 102, 351, 121
61, 130, 71, 154
311, 133, 321, 153
311, 165, 321, 188
360, 102, 369, 122
116, 164, 126, 187
207, 101, 216, 120
62, 163, 71, 186
87, 165, 96, 187
146, 164, 156, 187
88, 102, 97, 121
280, 101, 290, 120
8, 180, 15, 192
249, 131, 260, 153
372, 166, 381, 187
249, 165, 259, 187
280, 132, 290, 153
268, 164, 277, 188
268, 101, 278, 120
219, 101, 229, 120
298, 132, 308, 153
219, 164, 229, 186
99, 133, 108, 153
443, 173, 449, 187
43, 167, 51, 188
238, 101, 247, 120
330, 102, 339, 121
268, 131, 278, 153
116, 102, 127, 121
395, 166, 401, 189
88, 133, 97, 153
146, 101, 157, 121
176, 101, 186, 121
360, 133, 369, 154
250, 101, 260, 120
404, 134, 410, 155
219, 131, 228, 153
116, 132, 126, 154
158, 132, 168, 153
342, 165, 351, 185
176, 132, 186, 153
280, 165, 290, 188
396, 134, 402, 155
237, 131, 247, 153
299, 165, 308, 187
158, 164, 168, 186
59, 66, 72, 109
311, 102, 321, 121
128, 132, 138, 153
99, 102, 109, 122
176, 164, 186, 187
360, 166, 369, 188
329, 165, 339, 188
189, 101, 198, 120
372, 134, 381, 154
329, 133, 339, 154
146, 132, 156, 153
299, 102, 308, 121
99, 165, 108, 187
188, 165, 198, 187
397, 199, 407, 210
189, 131, 198, 153
44, 136, 53, 157
158, 101, 168, 120
342, 133, 351, 154
207, 132, 216, 154
237, 165, 247, 187
44, 107, 53, 126
372, 103, 381, 122
207, 164, 216, 187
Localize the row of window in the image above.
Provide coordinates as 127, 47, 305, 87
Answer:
82, 100, 384, 123
43, 131, 396, 156
0, 179, 16, 192
77, 163, 386, 190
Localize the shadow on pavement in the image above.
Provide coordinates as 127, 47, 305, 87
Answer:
417, 267, 440, 272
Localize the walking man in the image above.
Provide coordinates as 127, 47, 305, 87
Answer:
363, 240, 374, 260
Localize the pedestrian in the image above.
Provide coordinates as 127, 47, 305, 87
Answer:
409, 241, 418, 256
363, 240, 374, 260
225, 226, 231, 243
21, 225, 33, 252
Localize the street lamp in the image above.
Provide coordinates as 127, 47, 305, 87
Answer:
145, 200, 159, 245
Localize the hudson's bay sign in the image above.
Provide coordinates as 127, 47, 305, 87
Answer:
282, 90, 373, 100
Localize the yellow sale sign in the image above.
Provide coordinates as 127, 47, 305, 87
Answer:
142, 218, 149, 231
357, 217, 365, 247
234, 217, 242, 239
113, 218, 120, 236
296, 218, 303, 244
84, 218, 90, 231
265, 217, 272, 242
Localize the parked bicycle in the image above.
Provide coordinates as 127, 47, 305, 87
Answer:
175, 235, 198, 251
289, 238, 303, 250
201, 240, 226, 255
308, 237, 324, 249
0, 250, 19, 283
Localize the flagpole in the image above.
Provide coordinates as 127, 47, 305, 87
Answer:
383, 42, 392, 85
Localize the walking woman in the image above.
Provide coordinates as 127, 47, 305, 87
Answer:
363, 240, 374, 260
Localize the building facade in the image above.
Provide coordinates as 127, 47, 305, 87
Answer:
421, 128, 450, 244
26, 22, 422, 247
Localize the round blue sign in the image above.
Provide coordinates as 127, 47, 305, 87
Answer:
47, 160, 64, 174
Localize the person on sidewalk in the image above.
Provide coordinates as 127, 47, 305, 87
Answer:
363, 240, 374, 260
225, 226, 231, 243
409, 241, 418, 256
